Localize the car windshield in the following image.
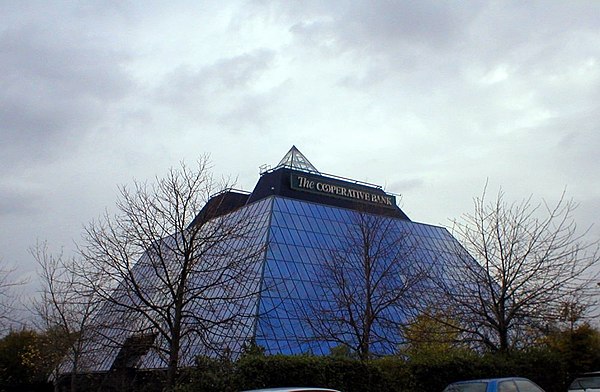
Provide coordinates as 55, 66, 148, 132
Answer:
443, 382, 488, 392
569, 376, 600, 390
514, 380, 544, 392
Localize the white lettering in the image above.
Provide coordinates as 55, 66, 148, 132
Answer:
293, 174, 394, 207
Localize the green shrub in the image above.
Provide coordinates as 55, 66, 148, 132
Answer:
179, 349, 573, 392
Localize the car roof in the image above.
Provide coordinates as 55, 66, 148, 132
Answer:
451, 377, 530, 384
580, 371, 600, 376
241, 388, 341, 392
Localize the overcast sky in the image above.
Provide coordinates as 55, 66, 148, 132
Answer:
2, 1, 600, 298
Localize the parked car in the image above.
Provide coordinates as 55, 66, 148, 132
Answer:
568, 371, 600, 392
443, 377, 545, 392
241, 389, 341, 392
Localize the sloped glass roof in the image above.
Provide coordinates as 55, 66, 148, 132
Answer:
274, 145, 320, 174
72, 197, 273, 372
255, 197, 461, 356
71, 191, 471, 371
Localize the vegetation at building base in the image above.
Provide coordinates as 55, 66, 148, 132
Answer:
1, 319, 599, 392
172, 328, 600, 392
0, 329, 54, 392
542, 321, 600, 379
175, 351, 564, 392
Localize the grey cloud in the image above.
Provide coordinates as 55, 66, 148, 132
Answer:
0, 186, 40, 217
328, 1, 481, 51
215, 92, 275, 132
575, 196, 600, 238
156, 50, 277, 130
546, 109, 600, 166
159, 50, 275, 99
278, 1, 483, 53
274, 1, 600, 91
0, 24, 135, 168
388, 178, 425, 194
295, 1, 600, 147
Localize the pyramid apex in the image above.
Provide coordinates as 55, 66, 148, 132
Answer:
274, 146, 320, 174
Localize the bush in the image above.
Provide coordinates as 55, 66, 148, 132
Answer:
235, 355, 382, 392
178, 348, 574, 392
0, 330, 53, 392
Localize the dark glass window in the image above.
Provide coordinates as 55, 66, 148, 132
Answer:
515, 380, 544, 392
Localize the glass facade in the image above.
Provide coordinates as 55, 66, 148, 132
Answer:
74, 149, 472, 372
79, 191, 468, 372
77, 197, 274, 371
255, 196, 463, 356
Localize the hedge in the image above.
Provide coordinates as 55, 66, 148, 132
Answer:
176, 349, 576, 392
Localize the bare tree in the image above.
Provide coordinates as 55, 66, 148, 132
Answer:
31, 241, 100, 392
305, 210, 429, 360
78, 158, 266, 388
0, 260, 26, 331
436, 187, 600, 352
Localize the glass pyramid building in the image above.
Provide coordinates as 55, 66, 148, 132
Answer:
75, 147, 470, 373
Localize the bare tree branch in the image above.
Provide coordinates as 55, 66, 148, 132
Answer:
303, 209, 430, 359
0, 259, 27, 331
75, 157, 266, 388
31, 241, 102, 392
435, 187, 600, 352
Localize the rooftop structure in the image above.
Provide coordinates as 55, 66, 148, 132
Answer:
274, 145, 321, 174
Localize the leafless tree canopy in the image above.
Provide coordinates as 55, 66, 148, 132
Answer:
437, 188, 600, 352
77, 157, 266, 387
31, 241, 101, 392
0, 268, 24, 334
305, 211, 429, 360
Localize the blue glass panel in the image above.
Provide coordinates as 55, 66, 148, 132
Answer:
248, 197, 474, 358
292, 216, 305, 231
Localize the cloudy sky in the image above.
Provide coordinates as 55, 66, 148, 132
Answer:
2, 1, 600, 296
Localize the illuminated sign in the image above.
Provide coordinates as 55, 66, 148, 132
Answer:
290, 174, 395, 208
